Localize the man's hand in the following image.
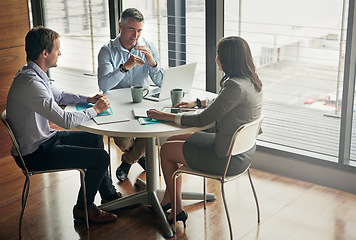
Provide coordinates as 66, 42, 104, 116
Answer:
136, 45, 157, 67
87, 93, 106, 104
92, 95, 110, 114
124, 53, 145, 70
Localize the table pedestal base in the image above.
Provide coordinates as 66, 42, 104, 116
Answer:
100, 190, 173, 238
136, 178, 217, 202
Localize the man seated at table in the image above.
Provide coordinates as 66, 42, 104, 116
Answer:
98, 8, 164, 182
6, 26, 122, 224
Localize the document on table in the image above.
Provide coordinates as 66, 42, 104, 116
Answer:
133, 108, 151, 118
76, 103, 130, 125
93, 114, 130, 125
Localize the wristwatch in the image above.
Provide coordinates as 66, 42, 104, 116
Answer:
196, 98, 202, 108
119, 64, 128, 73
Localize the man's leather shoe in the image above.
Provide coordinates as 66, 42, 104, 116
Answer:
73, 205, 117, 224
101, 192, 123, 204
116, 158, 131, 182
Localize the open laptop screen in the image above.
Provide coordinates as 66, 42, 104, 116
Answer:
144, 62, 197, 101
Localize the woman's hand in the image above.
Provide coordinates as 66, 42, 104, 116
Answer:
173, 101, 196, 108
146, 109, 175, 122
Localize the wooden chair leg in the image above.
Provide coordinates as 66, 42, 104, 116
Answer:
248, 169, 260, 223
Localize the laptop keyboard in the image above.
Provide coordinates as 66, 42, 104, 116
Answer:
151, 92, 160, 98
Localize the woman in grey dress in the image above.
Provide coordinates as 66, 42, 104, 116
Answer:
147, 36, 263, 227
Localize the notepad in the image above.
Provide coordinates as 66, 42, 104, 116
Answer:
76, 104, 113, 116
93, 114, 130, 125
132, 108, 150, 118
76, 103, 129, 125
137, 117, 169, 125
161, 107, 198, 114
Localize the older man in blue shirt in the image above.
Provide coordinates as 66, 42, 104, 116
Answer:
7, 26, 122, 224
98, 8, 164, 182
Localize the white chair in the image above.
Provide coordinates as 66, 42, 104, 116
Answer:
172, 115, 263, 239
1, 110, 89, 239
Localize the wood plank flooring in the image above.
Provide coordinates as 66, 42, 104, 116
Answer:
1, 139, 356, 240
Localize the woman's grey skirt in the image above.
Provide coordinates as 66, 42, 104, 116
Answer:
183, 131, 255, 176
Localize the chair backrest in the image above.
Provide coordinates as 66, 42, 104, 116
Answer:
221, 114, 263, 179
229, 114, 264, 156
1, 110, 29, 174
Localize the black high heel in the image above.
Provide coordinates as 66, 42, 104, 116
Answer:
167, 210, 188, 228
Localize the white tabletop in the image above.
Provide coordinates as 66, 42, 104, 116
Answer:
67, 88, 217, 138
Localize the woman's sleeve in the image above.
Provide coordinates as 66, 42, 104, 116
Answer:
181, 80, 244, 127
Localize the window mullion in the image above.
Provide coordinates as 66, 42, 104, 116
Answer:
339, 0, 356, 165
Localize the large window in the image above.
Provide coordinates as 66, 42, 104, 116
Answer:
40, 0, 110, 95
225, 0, 348, 161
31, 0, 356, 168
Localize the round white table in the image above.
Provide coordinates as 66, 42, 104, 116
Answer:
67, 88, 217, 237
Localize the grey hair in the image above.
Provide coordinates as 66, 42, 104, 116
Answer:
120, 8, 144, 26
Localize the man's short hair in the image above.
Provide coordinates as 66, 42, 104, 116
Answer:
120, 8, 144, 26
25, 26, 59, 62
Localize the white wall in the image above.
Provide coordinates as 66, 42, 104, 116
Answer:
252, 150, 356, 195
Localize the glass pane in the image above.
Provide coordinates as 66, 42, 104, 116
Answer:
225, 0, 347, 159
186, 0, 205, 90
43, 0, 110, 95
122, 0, 168, 66
123, 0, 206, 90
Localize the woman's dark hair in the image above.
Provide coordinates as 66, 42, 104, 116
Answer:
25, 26, 59, 62
217, 36, 262, 92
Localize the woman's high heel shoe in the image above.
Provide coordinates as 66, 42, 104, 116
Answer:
167, 210, 188, 228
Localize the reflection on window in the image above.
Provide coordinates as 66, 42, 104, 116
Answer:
123, 0, 206, 90
38, 0, 355, 164
225, 0, 347, 159
42, 0, 109, 95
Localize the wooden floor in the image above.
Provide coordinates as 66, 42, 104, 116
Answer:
1, 139, 356, 240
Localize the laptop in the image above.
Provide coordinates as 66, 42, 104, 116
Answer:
144, 62, 197, 101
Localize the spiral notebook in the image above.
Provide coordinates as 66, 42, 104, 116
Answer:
76, 104, 130, 125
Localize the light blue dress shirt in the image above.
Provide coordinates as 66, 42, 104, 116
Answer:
6, 61, 97, 156
97, 35, 163, 92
